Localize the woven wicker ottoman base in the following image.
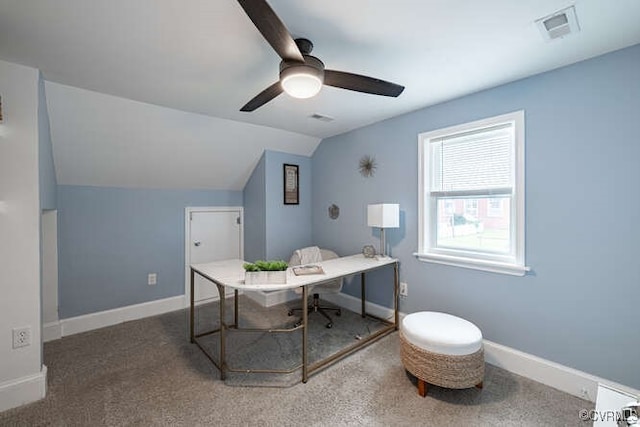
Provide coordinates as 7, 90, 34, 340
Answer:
400, 312, 484, 397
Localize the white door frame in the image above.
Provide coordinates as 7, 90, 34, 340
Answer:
41, 209, 61, 342
184, 206, 244, 308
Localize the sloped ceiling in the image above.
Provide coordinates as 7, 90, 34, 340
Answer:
1, 0, 640, 190
45, 82, 319, 190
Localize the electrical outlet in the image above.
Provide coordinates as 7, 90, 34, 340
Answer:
148, 273, 157, 286
579, 387, 590, 400
13, 327, 31, 349
399, 282, 408, 297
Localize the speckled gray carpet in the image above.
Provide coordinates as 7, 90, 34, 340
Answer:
0, 296, 593, 426
194, 296, 389, 387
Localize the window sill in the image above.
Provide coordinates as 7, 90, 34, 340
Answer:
413, 252, 530, 276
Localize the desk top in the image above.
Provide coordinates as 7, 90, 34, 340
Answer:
191, 254, 397, 291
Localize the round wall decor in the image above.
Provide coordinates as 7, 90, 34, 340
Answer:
328, 204, 340, 219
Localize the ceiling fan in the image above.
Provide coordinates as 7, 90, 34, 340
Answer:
237, 0, 405, 112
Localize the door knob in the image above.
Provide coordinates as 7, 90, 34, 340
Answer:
194, 241, 201, 247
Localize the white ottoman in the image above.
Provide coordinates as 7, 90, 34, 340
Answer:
400, 311, 484, 397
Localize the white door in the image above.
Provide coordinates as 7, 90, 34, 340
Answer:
186, 207, 243, 303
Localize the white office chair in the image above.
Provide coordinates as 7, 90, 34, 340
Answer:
287, 248, 343, 328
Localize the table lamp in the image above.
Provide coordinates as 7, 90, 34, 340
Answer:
367, 204, 399, 258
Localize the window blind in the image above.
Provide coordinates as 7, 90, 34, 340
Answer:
430, 122, 513, 196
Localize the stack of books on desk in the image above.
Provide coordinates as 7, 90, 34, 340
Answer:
292, 265, 324, 276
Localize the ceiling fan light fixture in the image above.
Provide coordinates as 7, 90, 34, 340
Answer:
280, 64, 324, 99
280, 59, 324, 99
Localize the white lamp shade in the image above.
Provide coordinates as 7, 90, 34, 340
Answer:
367, 204, 399, 228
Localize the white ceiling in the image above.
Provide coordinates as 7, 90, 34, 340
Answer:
1, 0, 639, 190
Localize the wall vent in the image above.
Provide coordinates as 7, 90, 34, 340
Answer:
536, 6, 580, 41
309, 113, 334, 122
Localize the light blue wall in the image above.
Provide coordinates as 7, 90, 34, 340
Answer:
312, 44, 640, 388
243, 154, 267, 262
38, 74, 56, 210
265, 150, 313, 261
57, 185, 242, 318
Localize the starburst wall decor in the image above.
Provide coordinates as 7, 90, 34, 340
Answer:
358, 155, 377, 178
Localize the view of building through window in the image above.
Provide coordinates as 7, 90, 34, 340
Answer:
436, 197, 511, 253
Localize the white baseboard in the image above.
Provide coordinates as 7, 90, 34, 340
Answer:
59, 295, 186, 337
54, 293, 241, 340
483, 339, 639, 403
322, 291, 399, 322
0, 365, 47, 412
42, 321, 62, 343
325, 292, 639, 403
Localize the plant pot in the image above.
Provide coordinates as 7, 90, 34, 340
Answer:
244, 270, 287, 285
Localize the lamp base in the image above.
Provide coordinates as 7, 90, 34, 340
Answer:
379, 228, 386, 259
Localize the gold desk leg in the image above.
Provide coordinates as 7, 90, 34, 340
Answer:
217, 283, 226, 381
394, 262, 399, 330
361, 272, 366, 318
234, 289, 239, 328
190, 268, 195, 343
302, 285, 308, 383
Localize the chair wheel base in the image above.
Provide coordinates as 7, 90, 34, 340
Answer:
288, 293, 340, 329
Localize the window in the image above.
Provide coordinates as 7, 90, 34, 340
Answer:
417, 111, 528, 276
487, 198, 504, 217
464, 199, 478, 217
443, 199, 454, 215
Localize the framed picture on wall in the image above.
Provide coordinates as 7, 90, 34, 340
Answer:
283, 163, 299, 205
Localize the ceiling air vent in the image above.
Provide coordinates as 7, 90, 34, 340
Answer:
536, 6, 580, 41
309, 113, 334, 122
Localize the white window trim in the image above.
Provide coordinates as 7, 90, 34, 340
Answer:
415, 110, 529, 276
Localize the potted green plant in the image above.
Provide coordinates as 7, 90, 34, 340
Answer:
243, 260, 288, 284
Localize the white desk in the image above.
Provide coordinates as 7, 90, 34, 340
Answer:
190, 254, 399, 383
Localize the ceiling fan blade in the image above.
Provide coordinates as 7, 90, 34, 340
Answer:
237, 0, 304, 63
324, 70, 405, 97
240, 82, 283, 112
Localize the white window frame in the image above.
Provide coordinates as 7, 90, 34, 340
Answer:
416, 110, 529, 276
